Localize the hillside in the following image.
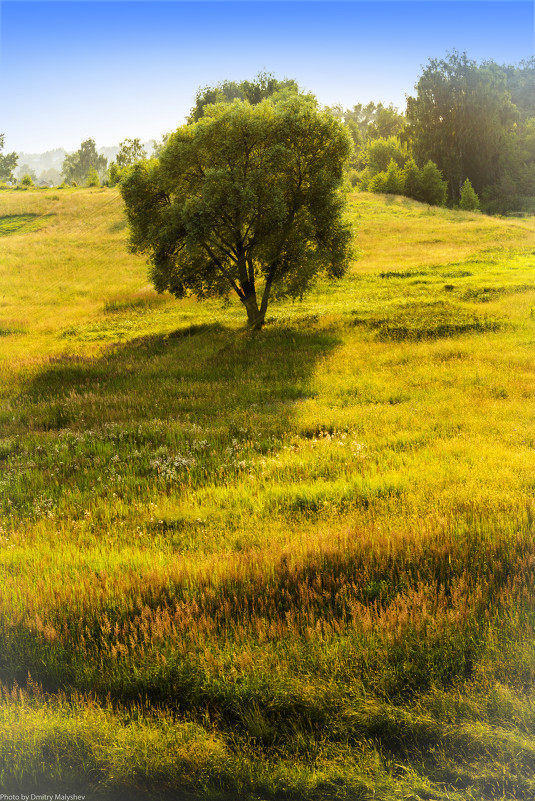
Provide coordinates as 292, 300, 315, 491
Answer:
1, 188, 535, 799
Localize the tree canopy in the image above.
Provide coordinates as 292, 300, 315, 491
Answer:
116, 138, 147, 168
188, 71, 300, 123
406, 51, 518, 203
108, 138, 148, 185
121, 94, 353, 328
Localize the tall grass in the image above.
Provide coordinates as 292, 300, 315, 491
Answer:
1, 188, 535, 799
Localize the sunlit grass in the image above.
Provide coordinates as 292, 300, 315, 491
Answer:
1, 187, 535, 798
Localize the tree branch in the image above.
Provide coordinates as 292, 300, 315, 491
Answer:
200, 241, 243, 299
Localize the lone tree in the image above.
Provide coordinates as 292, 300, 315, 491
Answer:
121, 93, 353, 328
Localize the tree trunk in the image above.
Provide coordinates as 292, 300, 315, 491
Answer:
240, 281, 265, 329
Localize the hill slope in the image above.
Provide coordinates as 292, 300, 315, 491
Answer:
1, 188, 535, 799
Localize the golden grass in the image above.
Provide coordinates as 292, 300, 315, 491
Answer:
1, 187, 535, 799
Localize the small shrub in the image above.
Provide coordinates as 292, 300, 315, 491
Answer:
459, 178, 480, 211
86, 168, 100, 188
347, 169, 360, 188
368, 171, 387, 194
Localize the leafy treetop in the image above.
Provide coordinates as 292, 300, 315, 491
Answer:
121, 93, 354, 329
406, 50, 518, 201
188, 71, 300, 123
116, 138, 147, 168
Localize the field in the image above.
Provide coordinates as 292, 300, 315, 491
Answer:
1, 186, 535, 800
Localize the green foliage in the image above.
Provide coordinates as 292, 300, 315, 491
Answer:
17, 163, 38, 184
382, 158, 405, 194
21, 173, 34, 187
358, 135, 410, 191
121, 93, 353, 328
402, 157, 422, 200
367, 158, 404, 196
365, 135, 408, 175
418, 160, 448, 206
188, 70, 300, 123
116, 137, 147, 167
367, 156, 447, 207
0, 133, 18, 182
459, 178, 480, 211
108, 138, 147, 187
407, 51, 519, 203
85, 167, 100, 187
496, 55, 535, 120
62, 138, 107, 185
366, 171, 387, 194
326, 103, 406, 175
366, 103, 406, 141
107, 161, 122, 187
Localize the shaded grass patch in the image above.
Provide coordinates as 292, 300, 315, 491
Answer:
0, 213, 53, 236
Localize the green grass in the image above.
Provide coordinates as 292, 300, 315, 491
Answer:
0, 212, 54, 236
1, 187, 535, 799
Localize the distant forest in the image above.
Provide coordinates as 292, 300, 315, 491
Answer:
2, 52, 534, 214
331, 52, 535, 214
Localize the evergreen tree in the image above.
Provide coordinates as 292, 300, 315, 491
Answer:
459, 178, 480, 210
382, 158, 404, 194
367, 171, 388, 193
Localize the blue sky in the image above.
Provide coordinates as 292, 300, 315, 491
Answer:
1, 1, 533, 154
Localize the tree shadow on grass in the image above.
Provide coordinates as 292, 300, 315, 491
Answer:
0, 320, 342, 522
21, 320, 340, 436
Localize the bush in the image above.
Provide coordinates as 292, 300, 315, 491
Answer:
459, 178, 480, 211
366, 135, 408, 174
367, 171, 388, 194
347, 169, 360, 188
402, 158, 422, 201
383, 158, 405, 194
86, 168, 100, 188
21, 174, 34, 187
419, 161, 447, 206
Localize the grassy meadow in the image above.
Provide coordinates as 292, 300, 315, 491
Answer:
1, 186, 535, 799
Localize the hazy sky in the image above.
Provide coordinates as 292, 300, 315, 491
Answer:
1, 1, 533, 154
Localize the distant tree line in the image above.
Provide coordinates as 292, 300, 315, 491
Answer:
2, 52, 533, 214
330, 51, 535, 214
